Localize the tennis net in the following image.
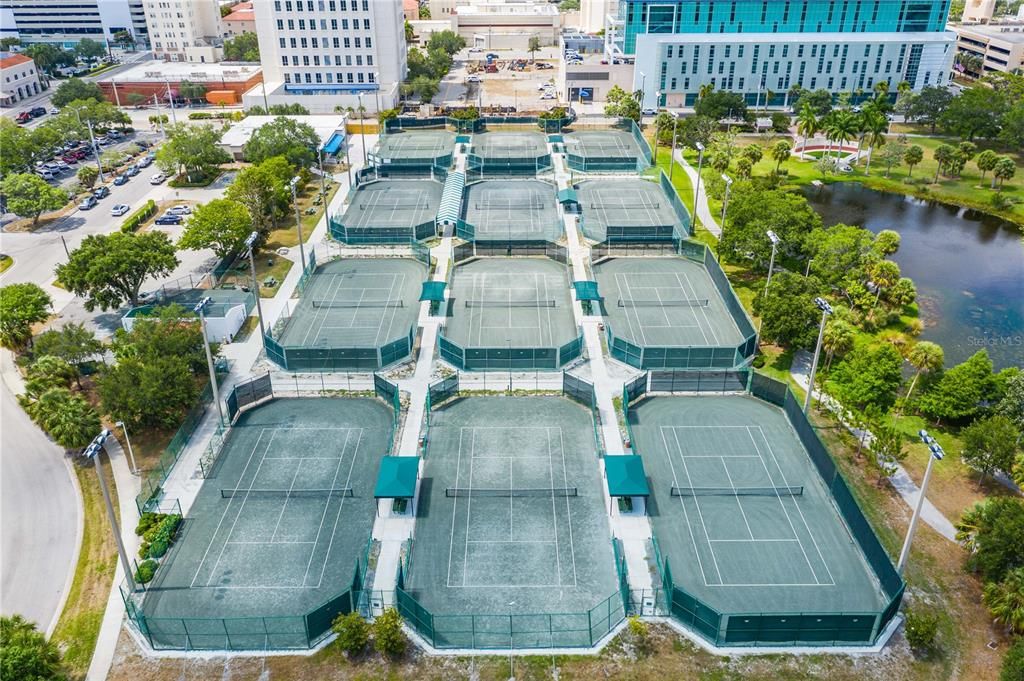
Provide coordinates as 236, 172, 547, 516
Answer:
464, 299, 556, 308
311, 300, 405, 309
359, 202, 426, 210
446, 487, 578, 498
617, 298, 708, 308
474, 202, 546, 211
670, 486, 803, 497
221, 488, 355, 499
590, 202, 660, 210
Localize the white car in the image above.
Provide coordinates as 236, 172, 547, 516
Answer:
110, 204, 130, 216
167, 204, 192, 215
540, 92, 556, 100
467, 75, 481, 83
468, 47, 483, 53
150, 172, 166, 184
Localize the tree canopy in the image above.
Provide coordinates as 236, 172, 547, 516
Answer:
828, 343, 905, 413
225, 156, 291, 233
0, 173, 68, 227
243, 117, 319, 168
178, 198, 254, 258
694, 90, 747, 121
918, 350, 998, 423
718, 183, 821, 267
56, 231, 180, 311
51, 78, 105, 108
603, 85, 641, 121
752, 271, 825, 348
156, 123, 230, 182
0, 614, 67, 681
223, 31, 260, 61
961, 415, 1021, 483
0, 283, 52, 351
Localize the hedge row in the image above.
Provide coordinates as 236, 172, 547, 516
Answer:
188, 112, 242, 121
135, 511, 182, 568
121, 199, 157, 232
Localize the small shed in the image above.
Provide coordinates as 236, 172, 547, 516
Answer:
374, 456, 421, 516
604, 455, 650, 515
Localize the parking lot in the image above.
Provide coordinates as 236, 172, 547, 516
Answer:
435, 51, 562, 112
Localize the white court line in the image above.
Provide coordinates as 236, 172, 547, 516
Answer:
613, 272, 647, 346
445, 427, 465, 588
227, 540, 316, 545
466, 540, 557, 544
658, 426, 711, 586
670, 427, 725, 585
750, 426, 837, 586
677, 270, 720, 344
557, 427, 578, 588
547, 428, 563, 583
304, 428, 363, 588
721, 462, 755, 541
375, 272, 404, 347
672, 272, 711, 345
744, 426, 825, 586
709, 538, 802, 543
461, 429, 476, 587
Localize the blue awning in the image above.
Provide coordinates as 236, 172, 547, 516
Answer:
374, 456, 420, 499
604, 455, 650, 497
322, 132, 344, 155
557, 188, 578, 203
436, 170, 465, 226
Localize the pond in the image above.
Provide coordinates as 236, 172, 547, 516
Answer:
804, 183, 1023, 370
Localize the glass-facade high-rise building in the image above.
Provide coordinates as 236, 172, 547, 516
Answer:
605, 0, 956, 107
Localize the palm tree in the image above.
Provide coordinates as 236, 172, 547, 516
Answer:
826, 110, 858, 161
869, 259, 901, 306
955, 501, 985, 554
822, 319, 855, 369
31, 388, 100, 451
933, 144, 956, 183
698, 82, 715, 102
873, 80, 890, 102
982, 568, 1024, 635
796, 105, 819, 160
898, 341, 944, 415
771, 140, 792, 172
862, 110, 888, 175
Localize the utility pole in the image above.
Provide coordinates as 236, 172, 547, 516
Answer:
85, 431, 136, 592
245, 231, 267, 347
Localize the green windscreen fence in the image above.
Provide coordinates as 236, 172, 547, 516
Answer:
439, 333, 583, 371
655, 373, 906, 647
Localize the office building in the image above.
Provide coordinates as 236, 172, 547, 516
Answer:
950, 21, 1024, 77
604, 0, 957, 109
250, 0, 406, 114
2, 0, 149, 48
143, 0, 224, 63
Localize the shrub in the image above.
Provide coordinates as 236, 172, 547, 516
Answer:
135, 559, 158, 583
138, 541, 150, 558
331, 611, 370, 657
1002, 638, 1024, 681
148, 539, 168, 558
904, 608, 939, 652
121, 199, 157, 233
627, 615, 650, 654
135, 511, 162, 535
372, 608, 407, 657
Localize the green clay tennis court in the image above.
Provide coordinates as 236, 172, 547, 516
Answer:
338, 179, 443, 232
402, 396, 621, 647
576, 178, 684, 242
564, 129, 643, 162
461, 179, 563, 242
470, 131, 549, 160
276, 258, 425, 350
444, 257, 577, 353
593, 257, 743, 348
140, 397, 393, 648
374, 129, 455, 162
629, 395, 888, 615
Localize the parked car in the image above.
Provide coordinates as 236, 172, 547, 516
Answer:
78, 196, 98, 210
36, 170, 56, 181
110, 203, 130, 216
125, 165, 140, 177
137, 156, 153, 168
166, 205, 192, 215
106, 130, 123, 139
154, 213, 182, 225
30, 107, 46, 117
16, 111, 31, 124
540, 92, 555, 100
61, 153, 79, 164
149, 172, 166, 184
641, 107, 657, 116
92, 185, 110, 199
468, 46, 483, 53
467, 75, 481, 83
113, 174, 128, 186
49, 107, 60, 115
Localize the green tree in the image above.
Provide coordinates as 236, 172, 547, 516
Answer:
822, 318, 856, 369
0, 283, 52, 351
958, 497, 1024, 582
603, 85, 641, 121
752, 272, 825, 348
75, 37, 107, 61
918, 350, 997, 424
0, 37, 20, 50
899, 341, 944, 415
559, 0, 581, 8
741, 144, 763, 167
829, 343, 905, 413
177, 80, 207, 103
933, 143, 955, 183
225, 160, 289, 233
962, 415, 1020, 484
331, 611, 370, 657
694, 90, 747, 120
873, 229, 901, 257
869, 259, 901, 306
243, 116, 319, 168
824, 109, 858, 159
427, 30, 467, 56
793, 89, 833, 117
720, 185, 821, 267
805, 223, 875, 288
404, 20, 415, 42
77, 164, 99, 189
1, 173, 69, 227
1001, 636, 1024, 681
56, 231, 180, 311
409, 75, 439, 102
907, 85, 953, 132
372, 608, 407, 657
24, 43, 64, 76
976, 149, 1000, 182
903, 608, 939, 652
32, 323, 103, 384
110, 304, 207, 374
994, 156, 1017, 189
903, 145, 923, 177
0, 614, 67, 681
419, 4, 431, 18
998, 102, 1024, 148
771, 140, 792, 172
887, 277, 917, 307
941, 85, 1008, 140
156, 123, 231, 182
0, 119, 31, 178
23, 356, 76, 398
98, 355, 199, 429
50, 78, 105, 108
735, 157, 753, 179
871, 420, 908, 482
879, 140, 907, 178
996, 372, 1024, 432
177, 199, 253, 258
112, 29, 135, 47
528, 35, 541, 61
32, 388, 101, 450
223, 31, 260, 61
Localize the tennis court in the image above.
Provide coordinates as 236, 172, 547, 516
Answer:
374, 130, 455, 163
630, 395, 888, 615
461, 179, 562, 242
402, 396, 620, 646
564, 129, 644, 163
594, 257, 743, 349
576, 178, 684, 242
441, 258, 579, 369
336, 179, 442, 237
272, 258, 425, 368
139, 397, 393, 647
470, 131, 548, 160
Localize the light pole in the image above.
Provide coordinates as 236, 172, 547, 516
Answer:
508, 600, 516, 680
669, 112, 680, 180
764, 229, 780, 297
317, 146, 327, 197
356, 92, 367, 166
897, 432, 944, 574
289, 175, 307, 267
114, 421, 138, 475
692, 142, 704, 230
194, 297, 226, 427
164, 79, 177, 124
638, 71, 647, 105
719, 173, 733, 228
344, 142, 353, 188
73, 107, 105, 183
803, 297, 834, 414
245, 231, 267, 348
805, 257, 814, 277
84, 430, 136, 592
260, 79, 270, 110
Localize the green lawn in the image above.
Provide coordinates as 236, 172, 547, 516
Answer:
265, 181, 342, 251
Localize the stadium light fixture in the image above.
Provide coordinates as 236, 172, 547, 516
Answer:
764, 230, 781, 297
896, 432, 944, 574
803, 297, 834, 413
245, 231, 267, 347
84, 430, 136, 592
289, 175, 307, 267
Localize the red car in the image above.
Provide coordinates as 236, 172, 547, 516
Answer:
62, 154, 79, 164
70, 149, 88, 160
16, 111, 32, 124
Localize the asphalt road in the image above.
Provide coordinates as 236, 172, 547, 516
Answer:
0, 381, 79, 634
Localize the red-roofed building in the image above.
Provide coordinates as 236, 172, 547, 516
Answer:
0, 53, 42, 107
403, 0, 420, 21
223, 2, 256, 38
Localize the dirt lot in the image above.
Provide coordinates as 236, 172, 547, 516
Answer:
435, 58, 561, 113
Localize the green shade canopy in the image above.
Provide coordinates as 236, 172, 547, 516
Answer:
573, 281, 601, 301
374, 456, 420, 499
604, 455, 649, 497
557, 188, 578, 204
549, 134, 564, 143
420, 281, 447, 302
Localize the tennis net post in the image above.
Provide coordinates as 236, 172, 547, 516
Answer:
670, 486, 803, 497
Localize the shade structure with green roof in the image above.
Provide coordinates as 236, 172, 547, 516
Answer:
572, 280, 601, 302
604, 455, 650, 498
374, 456, 421, 499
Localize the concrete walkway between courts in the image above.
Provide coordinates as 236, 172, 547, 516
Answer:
672, 148, 722, 238
789, 350, 958, 543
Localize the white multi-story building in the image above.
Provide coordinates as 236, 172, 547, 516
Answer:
143, 0, 224, 63
1, 0, 149, 48
250, 0, 406, 114
0, 52, 42, 106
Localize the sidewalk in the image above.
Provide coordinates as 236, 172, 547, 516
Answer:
790, 350, 957, 542
672, 148, 721, 237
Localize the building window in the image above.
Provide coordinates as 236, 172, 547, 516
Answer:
342, 19, 348, 29
357, 72, 364, 83
354, 37, 361, 47
279, 38, 286, 48
281, 56, 288, 65
331, 19, 337, 29
356, 55, 362, 65
343, 38, 350, 48
284, 73, 291, 83
366, 37, 372, 48
367, 55, 373, 66
368, 72, 376, 82
363, 19, 370, 29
